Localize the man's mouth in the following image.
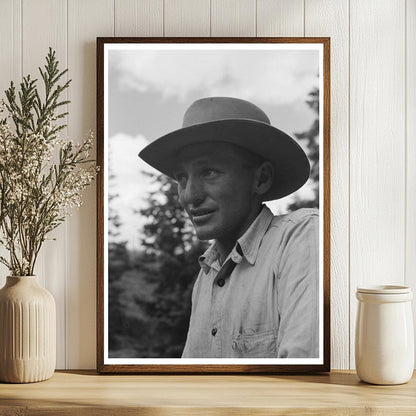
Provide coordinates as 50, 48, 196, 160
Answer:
190, 208, 216, 222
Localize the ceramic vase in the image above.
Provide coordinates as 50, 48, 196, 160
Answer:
0, 276, 56, 383
355, 285, 414, 385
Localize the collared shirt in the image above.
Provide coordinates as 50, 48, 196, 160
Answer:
181, 205, 319, 358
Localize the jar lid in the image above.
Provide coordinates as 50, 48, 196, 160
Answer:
357, 285, 411, 294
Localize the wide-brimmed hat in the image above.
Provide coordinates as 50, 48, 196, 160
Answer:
138, 96, 310, 201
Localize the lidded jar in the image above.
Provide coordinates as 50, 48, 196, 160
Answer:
355, 285, 414, 385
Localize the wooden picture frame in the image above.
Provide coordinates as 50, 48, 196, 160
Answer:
97, 37, 330, 373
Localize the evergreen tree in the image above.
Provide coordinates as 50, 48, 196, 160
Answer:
137, 173, 207, 357
288, 87, 319, 211
107, 147, 132, 355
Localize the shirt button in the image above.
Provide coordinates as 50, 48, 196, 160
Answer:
217, 278, 225, 287
211, 328, 218, 336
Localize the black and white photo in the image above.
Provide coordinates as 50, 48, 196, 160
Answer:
97, 38, 330, 373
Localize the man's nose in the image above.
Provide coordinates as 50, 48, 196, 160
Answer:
182, 176, 205, 207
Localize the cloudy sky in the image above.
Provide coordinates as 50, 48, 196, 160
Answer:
107, 45, 320, 250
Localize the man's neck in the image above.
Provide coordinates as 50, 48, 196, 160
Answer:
215, 241, 234, 266
215, 204, 264, 265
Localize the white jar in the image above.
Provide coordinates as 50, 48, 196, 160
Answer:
355, 285, 414, 385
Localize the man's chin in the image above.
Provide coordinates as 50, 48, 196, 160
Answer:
194, 226, 215, 242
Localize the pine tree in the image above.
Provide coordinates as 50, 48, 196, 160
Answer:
107, 146, 132, 355
137, 173, 207, 357
288, 87, 319, 211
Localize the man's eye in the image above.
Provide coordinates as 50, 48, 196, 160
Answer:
202, 169, 217, 178
174, 173, 187, 184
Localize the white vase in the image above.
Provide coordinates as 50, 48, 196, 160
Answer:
0, 276, 56, 383
355, 285, 414, 385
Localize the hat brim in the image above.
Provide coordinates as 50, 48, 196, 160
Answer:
139, 119, 311, 201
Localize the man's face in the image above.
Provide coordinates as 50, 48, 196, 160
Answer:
174, 142, 262, 246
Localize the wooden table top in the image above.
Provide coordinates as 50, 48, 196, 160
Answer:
0, 370, 415, 415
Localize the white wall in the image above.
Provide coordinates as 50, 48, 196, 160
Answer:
0, 0, 414, 370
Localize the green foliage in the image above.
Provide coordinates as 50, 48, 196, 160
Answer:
4, 48, 70, 139
288, 87, 320, 211
0, 48, 96, 276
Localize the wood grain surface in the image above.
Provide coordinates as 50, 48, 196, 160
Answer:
257, 0, 304, 37
0, 371, 415, 415
67, 0, 114, 370
349, 0, 406, 369
115, 0, 163, 37
211, 0, 256, 36
165, 0, 210, 37
305, 0, 350, 371
21, 0, 68, 369
406, 0, 416, 367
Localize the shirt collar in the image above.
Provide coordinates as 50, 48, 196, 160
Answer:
198, 205, 274, 274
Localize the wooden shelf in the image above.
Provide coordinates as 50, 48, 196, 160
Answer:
0, 370, 415, 415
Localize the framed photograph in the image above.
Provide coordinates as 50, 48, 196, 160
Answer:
97, 37, 330, 373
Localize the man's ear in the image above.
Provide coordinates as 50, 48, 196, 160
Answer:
253, 161, 274, 196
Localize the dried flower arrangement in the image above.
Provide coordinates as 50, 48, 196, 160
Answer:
0, 48, 97, 276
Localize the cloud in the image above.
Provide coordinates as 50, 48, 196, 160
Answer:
109, 133, 159, 249
110, 49, 319, 106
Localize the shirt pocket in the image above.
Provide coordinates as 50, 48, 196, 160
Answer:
231, 329, 277, 358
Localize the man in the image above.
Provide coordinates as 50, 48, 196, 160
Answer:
139, 96, 319, 358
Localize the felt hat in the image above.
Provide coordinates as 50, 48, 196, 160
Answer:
138, 96, 310, 201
